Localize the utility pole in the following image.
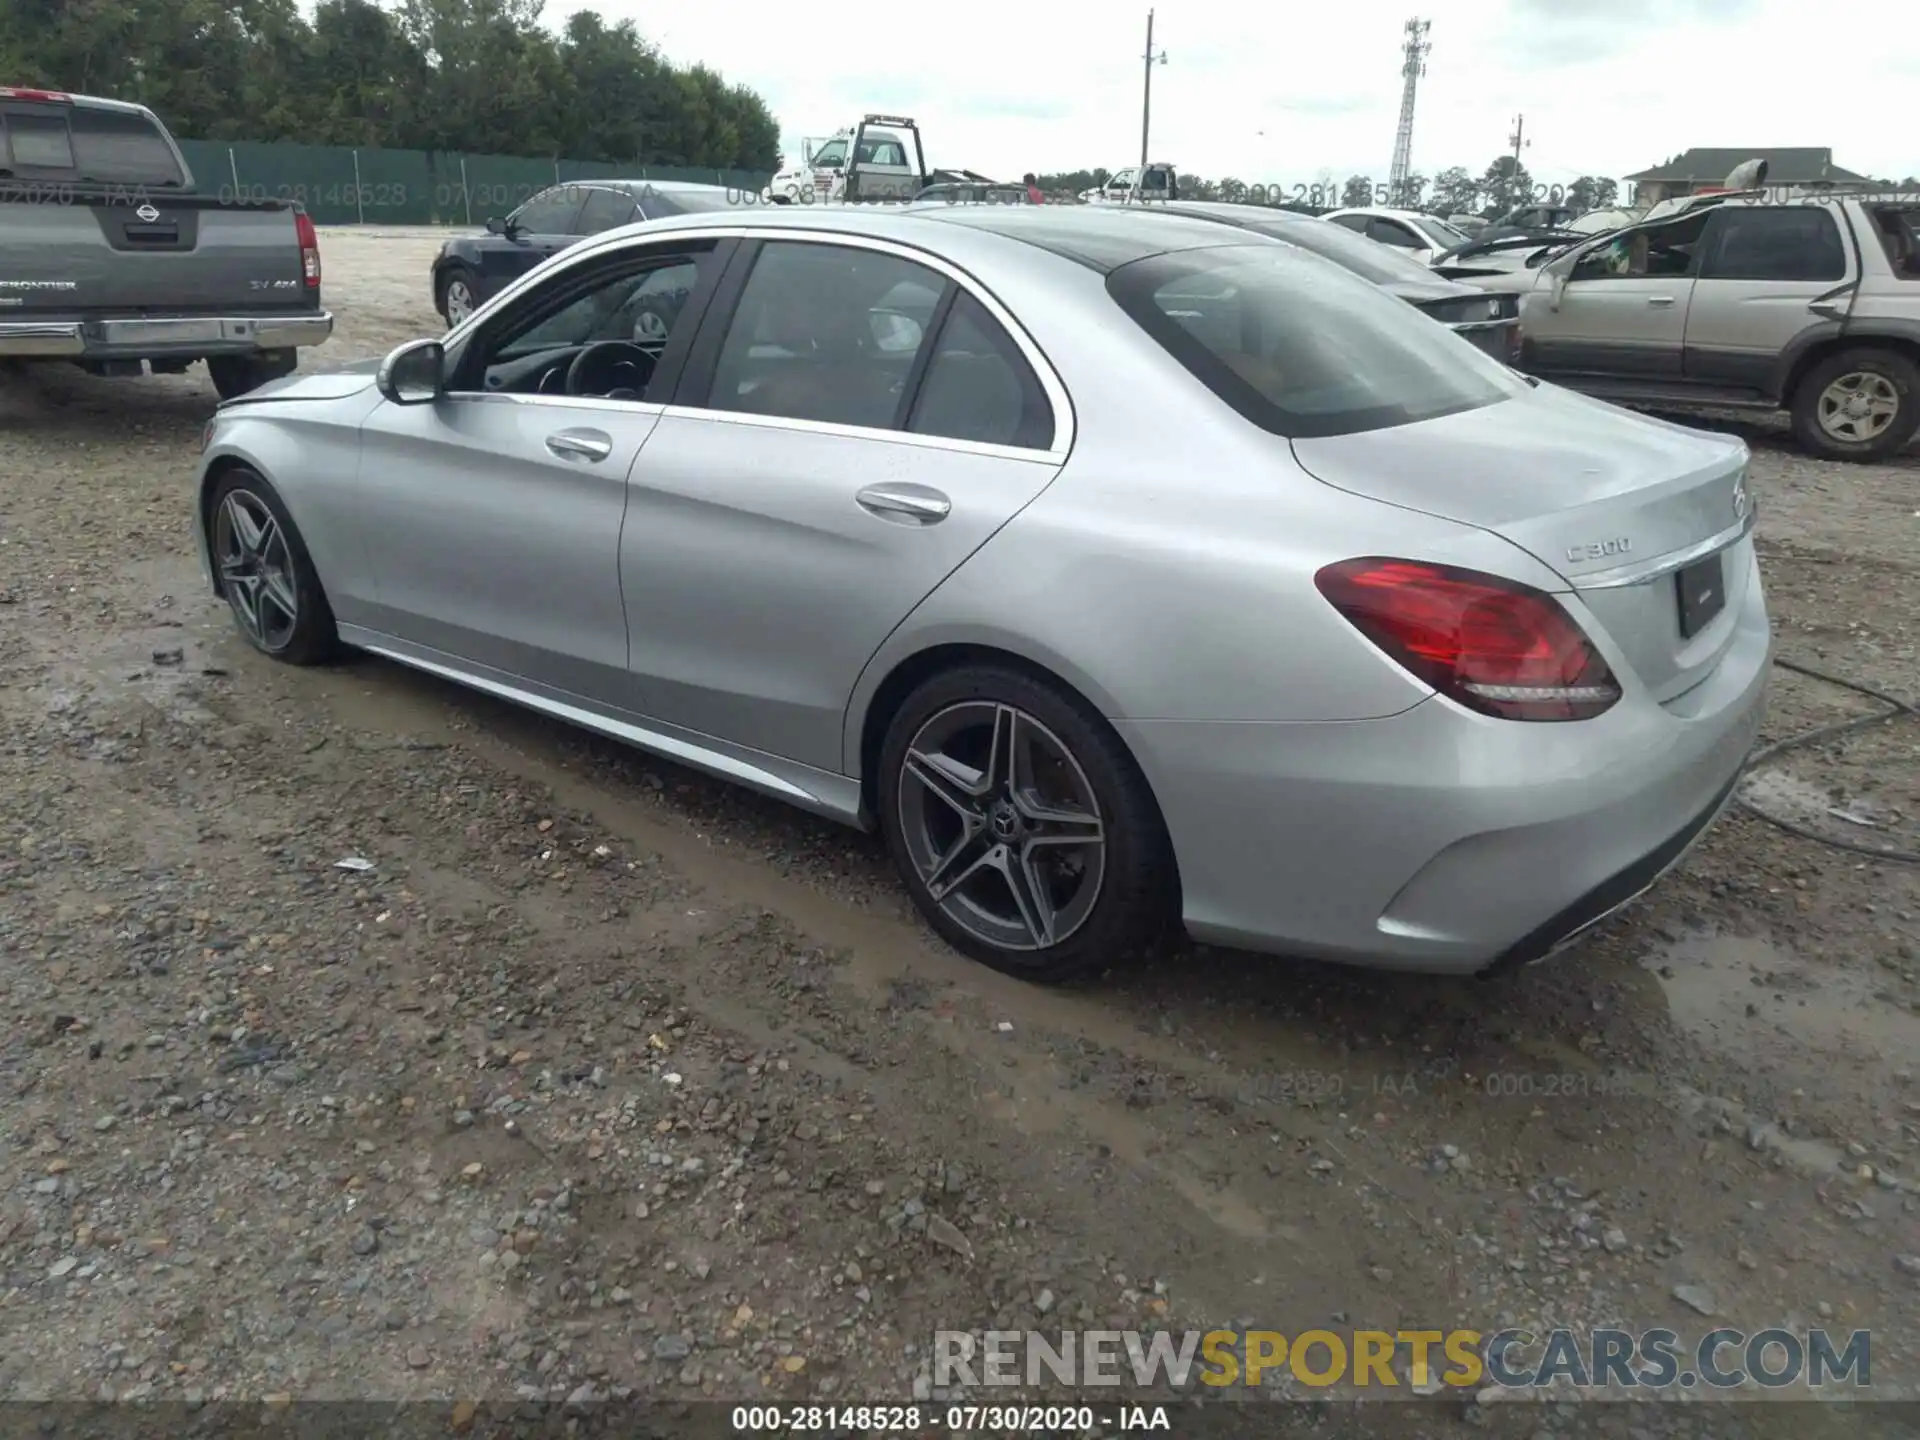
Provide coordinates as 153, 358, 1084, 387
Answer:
1140, 10, 1166, 174
1387, 18, 1430, 205
1509, 113, 1528, 167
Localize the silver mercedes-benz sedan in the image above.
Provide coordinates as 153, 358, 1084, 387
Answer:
194, 204, 1769, 982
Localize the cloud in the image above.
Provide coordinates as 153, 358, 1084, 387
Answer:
570, 0, 1916, 189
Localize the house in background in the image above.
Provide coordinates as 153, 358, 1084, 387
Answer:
1624, 147, 1871, 204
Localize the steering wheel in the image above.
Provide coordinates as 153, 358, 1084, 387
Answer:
565, 340, 654, 399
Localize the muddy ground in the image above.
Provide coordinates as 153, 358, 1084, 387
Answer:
0, 227, 1917, 1435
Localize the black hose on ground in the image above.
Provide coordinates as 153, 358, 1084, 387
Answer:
1734, 655, 1920, 863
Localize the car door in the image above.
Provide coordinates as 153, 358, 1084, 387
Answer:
618, 235, 1068, 771
1684, 204, 1854, 397
349, 236, 728, 703
478, 185, 587, 296
1520, 211, 1709, 381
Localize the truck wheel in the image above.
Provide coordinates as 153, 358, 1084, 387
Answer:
1789, 348, 1920, 461
438, 263, 478, 326
206, 353, 296, 401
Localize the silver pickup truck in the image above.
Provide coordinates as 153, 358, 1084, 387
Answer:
0, 86, 332, 398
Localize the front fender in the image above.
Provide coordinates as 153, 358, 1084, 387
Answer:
196, 394, 385, 618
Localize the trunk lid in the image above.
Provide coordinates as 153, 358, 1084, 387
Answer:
1289, 383, 1754, 704
0, 193, 310, 313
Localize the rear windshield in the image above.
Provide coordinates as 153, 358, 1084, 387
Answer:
1108, 243, 1520, 438
1239, 214, 1447, 286
0, 102, 186, 186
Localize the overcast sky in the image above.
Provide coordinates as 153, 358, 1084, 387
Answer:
575, 0, 1914, 187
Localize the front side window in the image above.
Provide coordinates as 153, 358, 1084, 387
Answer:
512, 187, 584, 235
1872, 206, 1920, 279
809, 140, 848, 167
1701, 206, 1847, 282
462, 249, 708, 400
1109, 243, 1520, 439
1328, 213, 1369, 233
1571, 212, 1710, 281
704, 241, 950, 430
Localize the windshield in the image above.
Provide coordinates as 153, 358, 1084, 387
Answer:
1109, 243, 1519, 438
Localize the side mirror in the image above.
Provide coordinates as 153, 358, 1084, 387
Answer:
484, 216, 504, 235
377, 338, 446, 404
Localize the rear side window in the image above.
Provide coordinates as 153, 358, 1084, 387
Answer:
1702, 207, 1847, 282
1, 104, 185, 184
1366, 218, 1421, 249
907, 291, 1054, 449
578, 188, 639, 233
1109, 243, 1520, 439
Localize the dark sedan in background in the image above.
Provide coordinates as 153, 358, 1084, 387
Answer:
1120, 200, 1522, 364
431, 180, 741, 324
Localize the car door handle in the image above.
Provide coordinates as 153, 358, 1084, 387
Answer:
1647, 295, 1675, 307
545, 428, 613, 462
856, 483, 951, 524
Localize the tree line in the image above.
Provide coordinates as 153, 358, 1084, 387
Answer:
0, 0, 781, 172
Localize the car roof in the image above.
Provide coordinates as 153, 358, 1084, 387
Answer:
1329, 206, 1432, 222
604, 203, 1266, 272
594, 180, 733, 196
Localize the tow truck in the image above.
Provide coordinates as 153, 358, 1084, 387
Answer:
768, 115, 928, 204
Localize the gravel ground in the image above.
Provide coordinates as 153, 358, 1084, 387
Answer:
1, 227, 1917, 1434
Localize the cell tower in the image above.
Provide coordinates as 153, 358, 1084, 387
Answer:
1388, 18, 1431, 203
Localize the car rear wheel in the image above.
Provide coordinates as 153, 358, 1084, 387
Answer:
208, 468, 338, 666
1790, 347, 1920, 461
439, 265, 478, 327
878, 665, 1174, 982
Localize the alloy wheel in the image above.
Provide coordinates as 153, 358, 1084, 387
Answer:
214, 489, 299, 650
445, 279, 474, 325
896, 701, 1107, 953
1817, 371, 1900, 443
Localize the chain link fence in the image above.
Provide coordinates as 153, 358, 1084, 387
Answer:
172, 138, 772, 226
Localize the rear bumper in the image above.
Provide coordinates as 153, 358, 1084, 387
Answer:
0, 311, 332, 359
1115, 575, 1771, 976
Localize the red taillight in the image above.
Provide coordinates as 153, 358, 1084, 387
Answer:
1315, 558, 1620, 721
0, 86, 72, 102
293, 209, 321, 287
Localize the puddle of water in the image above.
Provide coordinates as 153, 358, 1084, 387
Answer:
1648, 929, 1920, 1069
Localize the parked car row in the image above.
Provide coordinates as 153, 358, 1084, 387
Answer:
201, 202, 1769, 986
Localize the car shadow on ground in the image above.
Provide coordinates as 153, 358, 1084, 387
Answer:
320, 647, 1674, 1098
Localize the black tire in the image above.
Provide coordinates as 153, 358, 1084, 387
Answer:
1788, 347, 1920, 462
206, 467, 339, 666
206, 352, 296, 401
437, 263, 479, 328
877, 664, 1176, 983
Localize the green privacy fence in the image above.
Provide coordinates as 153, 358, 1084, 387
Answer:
171, 138, 773, 227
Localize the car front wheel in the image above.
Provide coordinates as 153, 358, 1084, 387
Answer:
878, 665, 1174, 982
208, 468, 338, 666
